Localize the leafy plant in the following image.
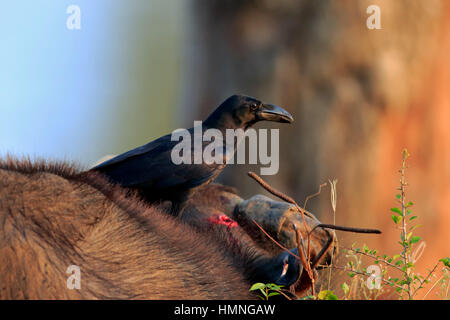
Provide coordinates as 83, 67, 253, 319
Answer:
249, 149, 449, 300
249, 283, 286, 300
335, 149, 449, 300
318, 290, 338, 300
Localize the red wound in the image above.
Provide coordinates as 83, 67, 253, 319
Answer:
207, 214, 238, 230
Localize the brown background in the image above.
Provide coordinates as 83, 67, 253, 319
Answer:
181, 0, 450, 298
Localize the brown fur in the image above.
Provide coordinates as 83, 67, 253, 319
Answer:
0, 156, 331, 299
0, 156, 255, 299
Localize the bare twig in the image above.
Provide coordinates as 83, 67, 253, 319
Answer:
247, 171, 382, 298
311, 224, 381, 234
304, 183, 327, 209
248, 172, 314, 281
247, 171, 312, 245
294, 225, 315, 296
412, 262, 440, 297
310, 231, 335, 269
273, 289, 294, 300
327, 179, 337, 291
303, 183, 326, 264
326, 265, 405, 291
421, 274, 444, 300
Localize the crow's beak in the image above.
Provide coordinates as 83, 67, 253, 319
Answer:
258, 104, 294, 123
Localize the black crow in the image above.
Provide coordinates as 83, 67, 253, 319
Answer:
90, 95, 293, 215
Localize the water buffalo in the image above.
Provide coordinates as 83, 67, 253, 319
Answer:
0, 157, 333, 299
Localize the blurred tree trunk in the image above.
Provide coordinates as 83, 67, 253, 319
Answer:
183, 0, 450, 297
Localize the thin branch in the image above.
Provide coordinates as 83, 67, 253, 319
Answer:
251, 219, 300, 260
294, 225, 315, 296
247, 171, 383, 298
412, 262, 440, 297
248, 171, 300, 208
343, 247, 404, 273
247, 171, 311, 244
400, 149, 411, 299
248, 171, 314, 285
303, 183, 327, 209
310, 231, 335, 269
327, 179, 337, 291
312, 224, 381, 234
421, 274, 444, 300
274, 289, 294, 300
303, 183, 326, 264
327, 265, 405, 291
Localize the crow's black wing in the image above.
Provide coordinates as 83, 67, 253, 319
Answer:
92, 133, 174, 170
91, 131, 222, 190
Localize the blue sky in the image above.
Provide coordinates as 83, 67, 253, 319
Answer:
0, 1, 183, 167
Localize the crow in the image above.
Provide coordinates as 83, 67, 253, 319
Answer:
90, 95, 293, 215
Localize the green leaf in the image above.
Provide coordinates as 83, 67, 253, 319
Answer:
363, 244, 369, 253
409, 216, 418, 221
391, 207, 402, 216
327, 293, 338, 300
259, 288, 267, 298
392, 215, 401, 224
348, 272, 356, 278
267, 283, 282, 290
439, 257, 450, 268
250, 283, 266, 291
318, 290, 338, 300
398, 241, 408, 247
406, 201, 413, 207
406, 232, 412, 240
268, 292, 280, 297
409, 224, 421, 231
409, 236, 421, 244
341, 282, 349, 295
396, 194, 401, 199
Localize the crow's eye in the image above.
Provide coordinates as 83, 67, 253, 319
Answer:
250, 103, 258, 111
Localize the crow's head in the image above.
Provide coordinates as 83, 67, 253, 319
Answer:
205, 95, 293, 130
